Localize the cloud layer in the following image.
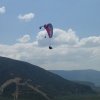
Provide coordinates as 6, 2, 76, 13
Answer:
0, 28, 100, 70
18, 13, 35, 21
17, 35, 30, 43
0, 6, 5, 13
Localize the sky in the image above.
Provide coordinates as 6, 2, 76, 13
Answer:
0, 0, 100, 71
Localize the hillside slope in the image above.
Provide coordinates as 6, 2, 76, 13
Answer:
0, 57, 96, 99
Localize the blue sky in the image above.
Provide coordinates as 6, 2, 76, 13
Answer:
0, 0, 100, 70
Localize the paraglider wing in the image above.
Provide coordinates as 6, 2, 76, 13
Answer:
39, 23, 53, 38
45, 23, 53, 38
39, 26, 43, 29
39, 23, 53, 49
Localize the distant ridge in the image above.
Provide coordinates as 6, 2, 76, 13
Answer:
49, 70, 100, 86
0, 56, 96, 99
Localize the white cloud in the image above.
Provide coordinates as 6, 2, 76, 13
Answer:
0, 28, 100, 71
18, 13, 35, 21
17, 35, 30, 43
36, 28, 79, 47
78, 36, 100, 47
0, 6, 5, 13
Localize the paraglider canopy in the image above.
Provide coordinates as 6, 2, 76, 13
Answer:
39, 23, 53, 38
39, 23, 53, 49
44, 24, 47, 28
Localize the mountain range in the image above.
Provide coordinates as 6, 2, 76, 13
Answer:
49, 70, 100, 87
0, 56, 96, 100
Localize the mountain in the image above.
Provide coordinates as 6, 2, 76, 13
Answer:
49, 70, 100, 87
74, 81, 95, 87
0, 57, 96, 100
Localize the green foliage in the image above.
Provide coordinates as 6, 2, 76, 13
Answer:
3, 83, 16, 98
1, 94, 100, 100
56, 94, 100, 100
0, 97, 13, 100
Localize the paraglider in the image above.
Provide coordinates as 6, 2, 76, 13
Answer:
44, 36, 46, 38
49, 46, 53, 49
39, 23, 53, 49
